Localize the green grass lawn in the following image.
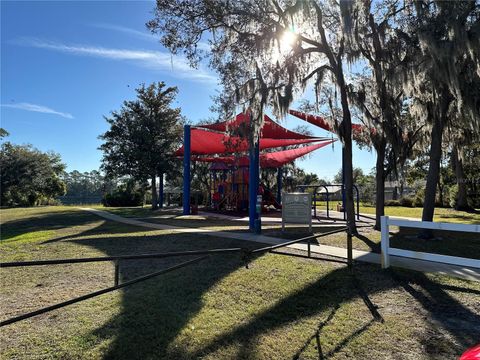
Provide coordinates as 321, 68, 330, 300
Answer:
1, 206, 479, 359
313, 201, 480, 224
357, 204, 480, 224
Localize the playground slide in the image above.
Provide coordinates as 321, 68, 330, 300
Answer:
262, 188, 282, 210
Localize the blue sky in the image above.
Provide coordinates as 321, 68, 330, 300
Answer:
1, 0, 376, 181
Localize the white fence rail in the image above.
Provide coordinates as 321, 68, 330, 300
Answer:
380, 216, 480, 269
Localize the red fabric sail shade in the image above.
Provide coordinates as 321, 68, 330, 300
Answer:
193, 140, 335, 168
198, 112, 319, 140
175, 128, 321, 156
288, 109, 372, 137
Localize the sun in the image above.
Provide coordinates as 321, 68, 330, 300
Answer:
280, 29, 297, 49
271, 29, 298, 63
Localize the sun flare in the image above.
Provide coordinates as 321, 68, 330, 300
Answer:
280, 29, 297, 49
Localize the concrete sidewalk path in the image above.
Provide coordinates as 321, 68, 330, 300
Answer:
80, 207, 284, 245
81, 208, 479, 282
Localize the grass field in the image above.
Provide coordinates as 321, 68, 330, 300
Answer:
1, 206, 480, 359
313, 201, 480, 224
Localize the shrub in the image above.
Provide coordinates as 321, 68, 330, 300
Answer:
102, 182, 145, 207
399, 196, 414, 207
359, 183, 375, 206
102, 190, 144, 207
448, 184, 458, 208
413, 189, 424, 207
385, 199, 400, 206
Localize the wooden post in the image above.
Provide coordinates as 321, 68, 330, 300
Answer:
347, 230, 353, 272
381, 216, 390, 268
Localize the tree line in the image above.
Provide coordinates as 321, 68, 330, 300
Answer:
0, 129, 66, 207
0, 128, 155, 207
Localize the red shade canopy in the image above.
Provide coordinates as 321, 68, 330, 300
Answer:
198, 112, 319, 140
175, 128, 321, 156
193, 140, 335, 168
288, 109, 369, 136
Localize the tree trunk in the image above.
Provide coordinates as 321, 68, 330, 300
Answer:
338, 75, 357, 235
421, 116, 445, 239
452, 145, 470, 211
374, 138, 386, 230
151, 175, 158, 210
422, 90, 451, 229
437, 180, 444, 207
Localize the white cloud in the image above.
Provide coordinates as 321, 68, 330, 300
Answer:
91, 23, 211, 51
1, 102, 74, 119
91, 23, 158, 42
18, 38, 217, 84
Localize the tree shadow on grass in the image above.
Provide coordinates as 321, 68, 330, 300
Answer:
262, 225, 347, 239
80, 236, 261, 360
390, 269, 480, 352
389, 228, 480, 259
154, 263, 478, 359
292, 276, 382, 360
68, 223, 479, 360
40, 220, 159, 245
4, 209, 479, 359
0, 210, 161, 247
172, 264, 389, 360
0, 210, 98, 241
353, 233, 380, 253
435, 211, 480, 224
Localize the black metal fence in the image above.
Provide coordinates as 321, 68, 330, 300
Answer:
0, 227, 351, 327
57, 195, 102, 205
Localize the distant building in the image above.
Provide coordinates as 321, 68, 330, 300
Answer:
383, 180, 419, 200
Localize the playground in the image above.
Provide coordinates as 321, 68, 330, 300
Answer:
172, 110, 368, 232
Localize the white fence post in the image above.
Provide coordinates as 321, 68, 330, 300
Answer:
381, 216, 390, 269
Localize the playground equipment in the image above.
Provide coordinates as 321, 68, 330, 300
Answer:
178, 111, 335, 230
209, 162, 282, 212
177, 109, 367, 232
296, 184, 360, 221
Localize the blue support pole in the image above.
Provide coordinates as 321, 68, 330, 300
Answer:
276, 167, 283, 204
208, 172, 212, 208
248, 140, 260, 230
183, 125, 191, 215
159, 173, 164, 208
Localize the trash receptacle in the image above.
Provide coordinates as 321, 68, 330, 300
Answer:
191, 205, 198, 215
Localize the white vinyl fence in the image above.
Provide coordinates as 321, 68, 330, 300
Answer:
380, 216, 480, 269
